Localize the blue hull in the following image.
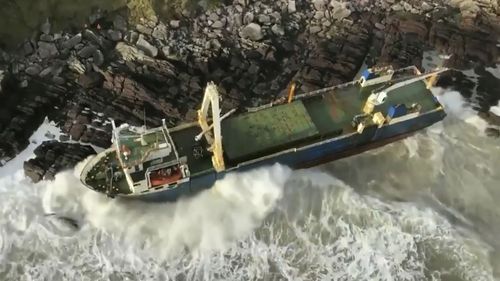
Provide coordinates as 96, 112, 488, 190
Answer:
132, 109, 445, 202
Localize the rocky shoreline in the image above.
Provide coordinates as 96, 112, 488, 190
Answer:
0, 0, 499, 182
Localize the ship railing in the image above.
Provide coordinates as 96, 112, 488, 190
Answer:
294, 80, 360, 100
246, 102, 276, 112
162, 119, 180, 163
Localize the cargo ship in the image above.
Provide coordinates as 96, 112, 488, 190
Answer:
80, 65, 448, 202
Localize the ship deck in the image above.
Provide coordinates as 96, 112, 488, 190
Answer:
220, 79, 439, 164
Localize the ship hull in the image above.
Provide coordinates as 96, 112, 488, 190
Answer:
128, 108, 446, 202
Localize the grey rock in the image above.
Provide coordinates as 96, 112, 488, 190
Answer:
486, 128, 500, 138
0, 48, 9, 63
62, 33, 82, 50
170, 20, 180, 28
313, 0, 327, 10
77, 45, 98, 58
152, 23, 167, 40
136, 24, 152, 35
83, 29, 101, 45
241, 23, 263, 41
244, 12, 254, 25
392, 4, 403, 11
403, 1, 412, 11
124, 31, 139, 43
39, 67, 53, 77
258, 14, 271, 25
210, 39, 222, 50
288, 0, 297, 13
20, 79, 28, 88
68, 56, 86, 74
93, 50, 104, 66
11, 62, 21, 74
310, 25, 322, 34
212, 20, 224, 29
314, 11, 325, 19
113, 15, 127, 32
208, 12, 219, 22
375, 22, 385, 30
22, 41, 34, 56
136, 35, 158, 57
52, 76, 65, 85
108, 30, 122, 41
271, 24, 285, 36
38, 42, 59, 59
421, 2, 433, 11
40, 34, 54, 42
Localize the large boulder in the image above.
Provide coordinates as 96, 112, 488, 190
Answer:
241, 23, 264, 41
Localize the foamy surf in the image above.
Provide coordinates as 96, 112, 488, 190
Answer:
39, 159, 292, 259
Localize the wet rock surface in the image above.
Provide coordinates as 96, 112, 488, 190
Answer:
0, 0, 497, 180
23, 141, 96, 183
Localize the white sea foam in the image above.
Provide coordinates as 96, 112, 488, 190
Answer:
490, 101, 500, 117
432, 88, 489, 133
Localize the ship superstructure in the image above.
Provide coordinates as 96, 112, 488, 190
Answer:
80, 65, 448, 201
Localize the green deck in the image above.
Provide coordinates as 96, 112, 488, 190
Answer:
221, 102, 319, 162
220, 80, 439, 163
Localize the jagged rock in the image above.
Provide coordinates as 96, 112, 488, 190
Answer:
152, 23, 167, 40
83, 29, 101, 45
485, 127, 500, 138
170, 20, 180, 28
68, 56, 86, 74
40, 34, 54, 42
288, 0, 297, 13
244, 12, 254, 25
77, 45, 98, 58
314, 0, 328, 10
136, 24, 152, 35
310, 26, 322, 34
108, 30, 122, 41
212, 20, 225, 29
136, 35, 158, 57
62, 33, 82, 50
258, 14, 271, 25
23, 159, 45, 182
271, 24, 285, 36
22, 41, 34, 56
23, 141, 96, 183
421, 2, 433, 11
93, 50, 104, 66
392, 4, 404, 11
241, 23, 264, 41
25, 64, 42, 76
38, 42, 58, 59
124, 31, 139, 43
